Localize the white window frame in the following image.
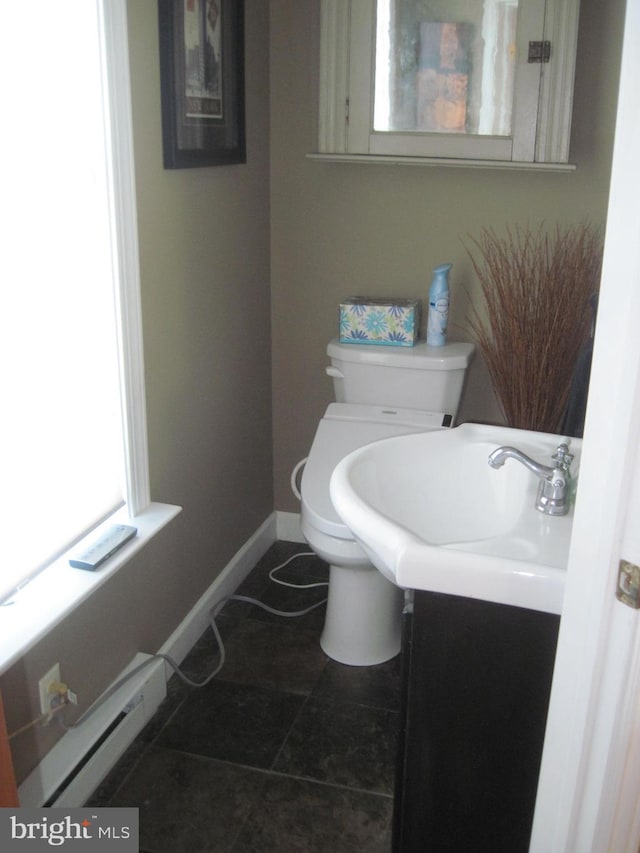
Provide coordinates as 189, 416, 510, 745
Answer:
316, 0, 580, 169
0, 0, 181, 674
102, 0, 150, 516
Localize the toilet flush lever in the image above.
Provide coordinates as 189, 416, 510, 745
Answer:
326, 366, 344, 379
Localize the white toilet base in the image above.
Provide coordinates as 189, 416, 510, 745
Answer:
320, 562, 404, 666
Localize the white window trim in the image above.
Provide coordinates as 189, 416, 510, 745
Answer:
101, 0, 150, 515
0, 0, 181, 675
0, 503, 181, 674
316, 0, 580, 169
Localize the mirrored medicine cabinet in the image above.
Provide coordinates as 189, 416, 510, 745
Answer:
314, 0, 580, 170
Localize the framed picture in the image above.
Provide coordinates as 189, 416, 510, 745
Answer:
158, 0, 246, 168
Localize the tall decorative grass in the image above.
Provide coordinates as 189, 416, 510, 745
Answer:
464, 222, 603, 433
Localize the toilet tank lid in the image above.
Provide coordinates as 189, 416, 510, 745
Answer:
327, 339, 475, 370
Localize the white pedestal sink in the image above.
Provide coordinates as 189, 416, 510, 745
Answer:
329, 422, 581, 614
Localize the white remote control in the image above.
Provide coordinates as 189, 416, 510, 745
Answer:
69, 524, 138, 571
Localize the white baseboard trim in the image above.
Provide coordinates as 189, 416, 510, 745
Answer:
158, 512, 278, 669
276, 510, 304, 543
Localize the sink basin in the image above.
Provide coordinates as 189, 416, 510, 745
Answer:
329, 422, 581, 614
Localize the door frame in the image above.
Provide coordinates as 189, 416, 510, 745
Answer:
530, 0, 640, 848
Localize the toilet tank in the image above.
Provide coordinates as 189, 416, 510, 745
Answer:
326, 339, 475, 420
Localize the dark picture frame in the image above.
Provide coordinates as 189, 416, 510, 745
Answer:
158, 0, 245, 168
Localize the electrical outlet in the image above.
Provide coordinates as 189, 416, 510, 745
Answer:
38, 662, 61, 716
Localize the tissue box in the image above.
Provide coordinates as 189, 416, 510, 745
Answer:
339, 297, 422, 346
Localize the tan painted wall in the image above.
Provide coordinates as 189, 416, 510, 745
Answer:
270, 0, 625, 512
2, 0, 272, 783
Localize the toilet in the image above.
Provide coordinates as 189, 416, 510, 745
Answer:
298, 338, 475, 666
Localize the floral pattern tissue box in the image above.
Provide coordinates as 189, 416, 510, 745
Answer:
339, 297, 422, 346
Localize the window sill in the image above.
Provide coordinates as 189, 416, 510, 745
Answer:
307, 153, 577, 172
0, 502, 182, 674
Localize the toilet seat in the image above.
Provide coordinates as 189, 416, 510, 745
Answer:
300, 402, 448, 542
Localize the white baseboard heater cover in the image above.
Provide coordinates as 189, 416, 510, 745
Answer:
18, 652, 166, 808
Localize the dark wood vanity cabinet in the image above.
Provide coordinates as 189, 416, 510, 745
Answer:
392, 590, 560, 853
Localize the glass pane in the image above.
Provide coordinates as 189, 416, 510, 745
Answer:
0, 0, 125, 599
374, 0, 519, 136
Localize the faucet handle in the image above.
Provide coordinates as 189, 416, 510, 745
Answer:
553, 443, 574, 470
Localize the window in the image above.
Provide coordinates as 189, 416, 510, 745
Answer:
0, 0, 152, 603
316, 0, 580, 168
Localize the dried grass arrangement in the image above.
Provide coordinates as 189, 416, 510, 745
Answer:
465, 222, 603, 433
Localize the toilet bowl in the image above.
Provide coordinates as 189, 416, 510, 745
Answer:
300, 403, 451, 666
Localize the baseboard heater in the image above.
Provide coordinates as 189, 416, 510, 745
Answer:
18, 653, 167, 808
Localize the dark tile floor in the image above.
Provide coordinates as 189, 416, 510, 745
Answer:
88, 541, 401, 852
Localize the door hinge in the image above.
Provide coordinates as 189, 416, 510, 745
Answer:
528, 41, 551, 63
616, 560, 640, 609
345, 96, 350, 124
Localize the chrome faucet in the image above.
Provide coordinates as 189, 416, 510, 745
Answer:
488, 443, 574, 516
